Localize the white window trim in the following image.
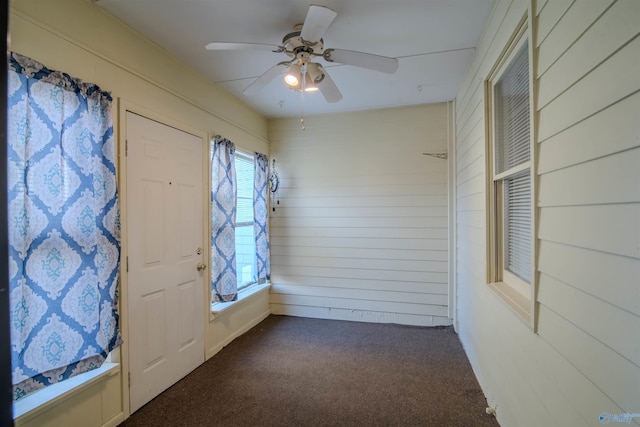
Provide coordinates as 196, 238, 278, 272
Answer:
13, 362, 120, 423
210, 281, 271, 319
494, 161, 530, 181
485, 13, 538, 330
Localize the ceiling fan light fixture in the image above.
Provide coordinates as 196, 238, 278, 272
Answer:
287, 71, 320, 93
284, 73, 299, 86
284, 63, 301, 86
304, 74, 319, 92
307, 62, 325, 84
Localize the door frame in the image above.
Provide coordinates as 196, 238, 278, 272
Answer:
117, 99, 210, 419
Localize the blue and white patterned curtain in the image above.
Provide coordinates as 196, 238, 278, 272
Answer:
253, 153, 270, 283
210, 136, 237, 302
7, 52, 121, 400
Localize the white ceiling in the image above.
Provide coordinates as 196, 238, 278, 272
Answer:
95, 0, 495, 118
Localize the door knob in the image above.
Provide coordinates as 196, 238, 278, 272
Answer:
196, 263, 207, 271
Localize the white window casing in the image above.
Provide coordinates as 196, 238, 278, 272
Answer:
485, 15, 537, 328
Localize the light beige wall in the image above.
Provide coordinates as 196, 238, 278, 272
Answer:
9, 0, 268, 143
15, 368, 122, 427
10, 0, 269, 424
454, 0, 640, 426
206, 287, 271, 359
268, 104, 452, 326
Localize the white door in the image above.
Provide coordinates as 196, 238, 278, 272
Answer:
126, 112, 205, 412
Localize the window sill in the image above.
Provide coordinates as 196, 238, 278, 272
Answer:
13, 362, 120, 423
210, 282, 271, 319
488, 281, 532, 327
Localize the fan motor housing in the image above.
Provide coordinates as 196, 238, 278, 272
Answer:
282, 29, 325, 61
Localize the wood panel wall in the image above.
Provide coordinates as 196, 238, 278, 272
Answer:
268, 104, 452, 326
454, 0, 640, 425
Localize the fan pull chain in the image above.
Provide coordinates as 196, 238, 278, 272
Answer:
300, 64, 306, 131
300, 85, 306, 131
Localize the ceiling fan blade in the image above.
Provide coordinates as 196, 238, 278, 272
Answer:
323, 49, 399, 74
206, 42, 282, 52
300, 5, 337, 43
243, 63, 289, 96
318, 70, 342, 103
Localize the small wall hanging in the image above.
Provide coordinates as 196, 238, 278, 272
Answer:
269, 158, 280, 211
422, 152, 448, 160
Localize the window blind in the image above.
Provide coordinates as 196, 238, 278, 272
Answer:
494, 42, 532, 284
494, 43, 530, 175
235, 152, 254, 225
234, 151, 256, 288
504, 173, 531, 282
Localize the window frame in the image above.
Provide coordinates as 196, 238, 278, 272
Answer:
484, 15, 537, 329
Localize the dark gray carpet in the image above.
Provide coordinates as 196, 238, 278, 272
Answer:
119, 315, 498, 427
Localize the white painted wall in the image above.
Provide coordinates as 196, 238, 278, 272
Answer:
11, 0, 640, 425
454, 0, 640, 426
10, 0, 270, 424
268, 104, 452, 327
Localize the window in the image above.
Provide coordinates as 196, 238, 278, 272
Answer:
210, 139, 270, 304
486, 22, 536, 326
234, 151, 257, 291
7, 52, 121, 400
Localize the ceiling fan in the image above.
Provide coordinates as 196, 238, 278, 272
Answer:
205, 4, 399, 103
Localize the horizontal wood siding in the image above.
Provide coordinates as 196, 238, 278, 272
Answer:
268, 104, 451, 326
454, 0, 640, 426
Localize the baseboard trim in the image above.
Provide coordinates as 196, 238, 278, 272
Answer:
103, 412, 124, 427
271, 305, 453, 327
206, 308, 270, 359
